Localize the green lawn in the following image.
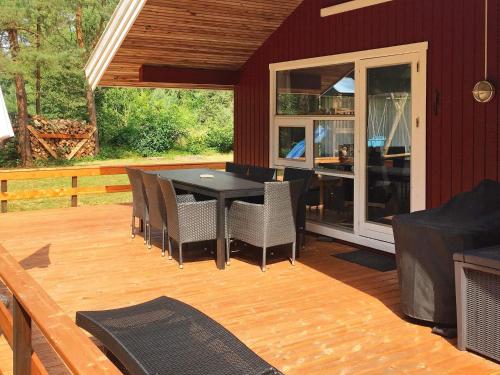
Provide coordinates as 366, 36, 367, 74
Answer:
5, 152, 232, 213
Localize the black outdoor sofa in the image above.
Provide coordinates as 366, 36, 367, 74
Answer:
393, 179, 500, 327
76, 297, 283, 375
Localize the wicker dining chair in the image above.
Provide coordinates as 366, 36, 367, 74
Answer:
283, 167, 315, 251
247, 165, 277, 183
225, 162, 249, 176
288, 179, 305, 227
158, 177, 217, 269
142, 173, 196, 256
227, 181, 296, 272
126, 167, 149, 243
141, 172, 167, 252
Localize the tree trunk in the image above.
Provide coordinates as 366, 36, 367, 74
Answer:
35, 15, 42, 116
85, 85, 99, 153
8, 29, 33, 167
76, 1, 100, 154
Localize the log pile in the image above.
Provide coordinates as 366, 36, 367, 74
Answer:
29, 116, 96, 160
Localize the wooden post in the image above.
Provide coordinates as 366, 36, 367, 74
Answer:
1, 180, 7, 213
13, 297, 32, 375
71, 176, 78, 207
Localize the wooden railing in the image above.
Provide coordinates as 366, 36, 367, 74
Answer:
0, 162, 226, 213
0, 244, 121, 374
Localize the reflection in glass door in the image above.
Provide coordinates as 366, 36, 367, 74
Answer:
358, 53, 426, 243
306, 120, 355, 231
366, 64, 411, 225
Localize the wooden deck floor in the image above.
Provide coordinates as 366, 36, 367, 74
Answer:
0, 204, 499, 374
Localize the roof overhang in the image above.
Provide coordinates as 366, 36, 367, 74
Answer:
139, 65, 240, 88
86, 0, 303, 90
85, 0, 146, 90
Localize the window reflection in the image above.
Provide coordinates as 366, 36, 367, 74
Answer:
314, 120, 354, 173
278, 126, 306, 160
366, 64, 411, 225
277, 63, 355, 116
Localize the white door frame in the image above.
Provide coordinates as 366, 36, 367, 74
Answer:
356, 52, 427, 243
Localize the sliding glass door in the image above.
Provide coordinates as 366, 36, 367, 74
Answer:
270, 44, 427, 249
357, 53, 426, 242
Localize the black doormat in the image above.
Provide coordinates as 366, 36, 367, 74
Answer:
333, 249, 396, 272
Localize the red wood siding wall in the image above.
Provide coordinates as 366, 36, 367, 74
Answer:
234, 0, 500, 208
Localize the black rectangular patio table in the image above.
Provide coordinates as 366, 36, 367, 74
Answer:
151, 168, 265, 269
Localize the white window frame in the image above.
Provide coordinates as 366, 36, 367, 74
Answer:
274, 118, 313, 169
269, 42, 428, 253
321, 0, 393, 17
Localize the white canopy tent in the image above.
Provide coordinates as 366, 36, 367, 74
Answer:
0, 87, 14, 142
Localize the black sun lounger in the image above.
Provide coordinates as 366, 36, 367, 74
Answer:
76, 297, 283, 375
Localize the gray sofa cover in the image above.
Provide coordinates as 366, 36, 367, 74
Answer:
392, 179, 500, 326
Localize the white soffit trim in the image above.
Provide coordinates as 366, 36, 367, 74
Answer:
321, 0, 393, 17
269, 42, 428, 71
85, 0, 147, 90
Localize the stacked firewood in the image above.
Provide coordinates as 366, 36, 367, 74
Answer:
29, 116, 96, 160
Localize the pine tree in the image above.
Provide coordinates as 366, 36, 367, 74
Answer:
0, 2, 33, 166
72, 0, 116, 154
0, 0, 117, 164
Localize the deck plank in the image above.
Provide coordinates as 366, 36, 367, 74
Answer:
0, 204, 498, 374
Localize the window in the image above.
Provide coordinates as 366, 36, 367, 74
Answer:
276, 63, 355, 116
270, 42, 427, 248
278, 126, 306, 160
314, 120, 355, 173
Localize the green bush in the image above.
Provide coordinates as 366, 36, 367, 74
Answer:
206, 122, 233, 153
93, 87, 234, 157
184, 133, 208, 155
0, 138, 20, 168
95, 88, 139, 149
135, 114, 185, 155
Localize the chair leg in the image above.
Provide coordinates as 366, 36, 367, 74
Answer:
179, 243, 184, 269
291, 242, 296, 266
295, 233, 301, 257
143, 208, 149, 244
168, 238, 173, 260
147, 224, 152, 249
261, 247, 267, 272
226, 238, 231, 266
161, 227, 166, 257
301, 227, 306, 249
131, 215, 135, 238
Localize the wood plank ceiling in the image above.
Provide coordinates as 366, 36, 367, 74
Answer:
99, 0, 304, 88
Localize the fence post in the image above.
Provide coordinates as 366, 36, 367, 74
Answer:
13, 297, 32, 375
71, 176, 78, 207
1, 180, 7, 213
